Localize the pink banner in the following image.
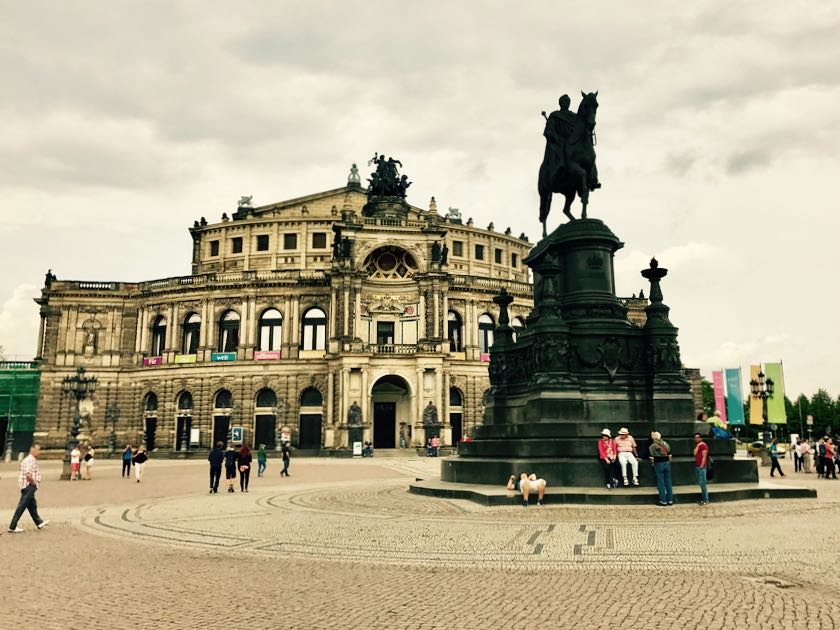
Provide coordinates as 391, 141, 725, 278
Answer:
254, 350, 281, 361
143, 356, 162, 367
711, 370, 727, 422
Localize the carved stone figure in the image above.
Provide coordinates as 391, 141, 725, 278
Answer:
538, 92, 601, 234
238, 195, 253, 208
44, 269, 56, 288
366, 153, 410, 198
431, 241, 441, 263
445, 207, 462, 223
440, 243, 449, 265
422, 401, 439, 425
347, 163, 361, 185
348, 401, 362, 425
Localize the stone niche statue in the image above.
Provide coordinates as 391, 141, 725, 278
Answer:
422, 401, 439, 425
347, 401, 362, 426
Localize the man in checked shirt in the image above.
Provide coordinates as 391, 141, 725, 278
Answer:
7, 443, 49, 533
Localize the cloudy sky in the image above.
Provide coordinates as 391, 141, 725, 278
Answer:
1, 1, 838, 399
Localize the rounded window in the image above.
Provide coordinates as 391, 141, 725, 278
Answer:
363, 246, 418, 279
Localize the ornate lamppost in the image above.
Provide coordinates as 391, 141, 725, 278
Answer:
106, 402, 120, 455
749, 370, 775, 466
61, 367, 98, 480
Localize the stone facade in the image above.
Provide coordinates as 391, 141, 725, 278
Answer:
31, 179, 699, 454
33, 182, 536, 454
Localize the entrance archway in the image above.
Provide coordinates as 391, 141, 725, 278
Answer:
371, 375, 411, 449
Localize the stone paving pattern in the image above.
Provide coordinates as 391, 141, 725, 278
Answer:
1, 455, 838, 629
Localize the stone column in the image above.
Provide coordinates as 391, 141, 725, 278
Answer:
327, 370, 335, 425
414, 367, 424, 446
282, 295, 292, 357
35, 313, 46, 359
134, 307, 144, 354
361, 368, 370, 444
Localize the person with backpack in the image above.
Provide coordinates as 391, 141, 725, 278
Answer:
648, 431, 673, 506
207, 442, 225, 493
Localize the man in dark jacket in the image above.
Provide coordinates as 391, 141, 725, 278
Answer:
208, 442, 225, 493
223, 444, 239, 492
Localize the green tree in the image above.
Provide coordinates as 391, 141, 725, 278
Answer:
810, 389, 834, 435
700, 378, 714, 414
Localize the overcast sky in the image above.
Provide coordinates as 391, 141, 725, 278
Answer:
1, 1, 838, 400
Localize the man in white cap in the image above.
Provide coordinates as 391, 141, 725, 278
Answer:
597, 429, 618, 489
615, 427, 640, 486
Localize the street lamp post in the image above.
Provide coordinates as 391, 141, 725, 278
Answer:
749, 370, 775, 467
61, 367, 98, 480
106, 402, 120, 455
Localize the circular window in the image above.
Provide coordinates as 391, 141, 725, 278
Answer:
364, 246, 418, 279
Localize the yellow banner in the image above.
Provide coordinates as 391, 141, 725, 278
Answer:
749, 364, 764, 424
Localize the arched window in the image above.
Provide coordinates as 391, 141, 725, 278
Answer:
447, 311, 463, 352
150, 315, 167, 356
217, 310, 240, 353
301, 307, 326, 351
182, 313, 201, 354
177, 391, 193, 410
144, 393, 158, 412
363, 246, 418, 279
478, 314, 495, 353
449, 387, 463, 407
258, 308, 283, 351
300, 387, 323, 407
214, 389, 232, 409
511, 316, 526, 343
256, 388, 277, 408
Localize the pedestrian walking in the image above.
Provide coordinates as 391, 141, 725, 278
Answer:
239, 443, 252, 492
121, 444, 133, 478
257, 444, 267, 477
597, 429, 618, 489
70, 445, 81, 481
83, 445, 95, 480
281, 444, 291, 477
7, 443, 49, 533
133, 446, 148, 483
693, 432, 710, 505
615, 427, 640, 486
769, 439, 785, 478
824, 438, 837, 479
208, 441, 224, 493
224, 444, 238, 492
801, 440, 813, 473
648, 431, 674, 506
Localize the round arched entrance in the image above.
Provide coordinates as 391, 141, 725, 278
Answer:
371, 375, 411, 449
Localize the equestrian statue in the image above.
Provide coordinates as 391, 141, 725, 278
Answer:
537, 91, 601, 236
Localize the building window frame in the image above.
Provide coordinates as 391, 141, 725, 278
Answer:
301, 307, 327, 351
258, 308, 283, 351
256, 234, 270, 251
478, 313, 495, 353
217, 310, 240, 353
150, 315, 167, 357
182, 313, 201, 355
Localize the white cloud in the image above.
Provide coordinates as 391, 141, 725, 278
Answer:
0, 1, 838, 396
0, 284, 40, 360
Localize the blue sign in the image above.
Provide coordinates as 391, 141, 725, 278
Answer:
211, 352, 237, 362
231, 426, 243, 443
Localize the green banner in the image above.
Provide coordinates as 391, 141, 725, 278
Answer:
765, 362, 787, 424
724, 368, 745, 425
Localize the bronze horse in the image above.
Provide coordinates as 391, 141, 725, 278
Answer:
538, 92, 600, 236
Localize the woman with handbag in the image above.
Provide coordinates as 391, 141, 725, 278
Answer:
238, 443, 253, 492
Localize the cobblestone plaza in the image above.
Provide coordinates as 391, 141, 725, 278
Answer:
2, 456, 836, 629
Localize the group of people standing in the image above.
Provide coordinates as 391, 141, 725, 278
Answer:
207, 442, 290, 493
790, 437, 839, 479
598, 428, 711, 506
68, 444, 95, 480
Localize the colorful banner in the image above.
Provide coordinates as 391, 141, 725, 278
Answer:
749, 364, 764, 425
211, 352, 237, 362
142, 356, 162, 367
765, 362, 787, 424
254, 350, 281, 361
174, 354, 197, 364
711, 370, 727, 422
724, 368, 745, 425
